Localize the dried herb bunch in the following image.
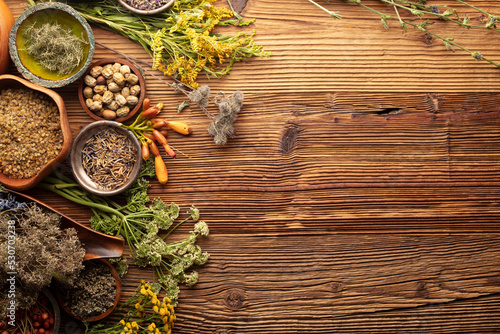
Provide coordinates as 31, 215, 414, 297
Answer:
31, 0, 270, 88
38, 163, 209, 306
0, 186, 85, 316
22, 21, 88, 75
312, 0, 500, 67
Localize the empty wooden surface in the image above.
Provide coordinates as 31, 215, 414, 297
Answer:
5, 0, 500, 333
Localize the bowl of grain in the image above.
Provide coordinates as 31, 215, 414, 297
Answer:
8, 2, 95, 88
117, 0, 175, 15
78, 58, 146, 123
70, 120, 142, 196
0, 74, 72, 191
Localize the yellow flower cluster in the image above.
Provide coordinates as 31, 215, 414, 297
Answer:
113, 281, 175, 334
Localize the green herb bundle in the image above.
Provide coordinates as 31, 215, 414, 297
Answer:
311, 0, 500, 67
29, 0, 270, 88
38, 160, 209, 306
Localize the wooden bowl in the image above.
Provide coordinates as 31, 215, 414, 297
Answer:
56, 258, 122, 322
0, 74, 72, 191
7, 189, 125, 261
117, 0, 174, 15
8, 2, 95, 88
78, 58, 146, 123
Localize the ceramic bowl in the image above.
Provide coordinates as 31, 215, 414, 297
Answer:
56, 258, 122, 322
0, 74, 72, 191
70, 120, 142, 196
8, 2, 95, 88
117, 0, 174, 15
78, 58, 146, 123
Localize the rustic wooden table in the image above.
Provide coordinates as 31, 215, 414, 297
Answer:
5, 0, 500, 333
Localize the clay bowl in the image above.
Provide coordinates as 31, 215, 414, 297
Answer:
56, 258, 122, 322
117, 0, 174, 15
8, 2, 95, 88
78, 58, 146, 123
0, 74, 72, 191
7, 189, 125, 261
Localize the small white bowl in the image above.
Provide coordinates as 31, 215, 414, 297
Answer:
117, 0, 174, 15
70, 121, 142, 197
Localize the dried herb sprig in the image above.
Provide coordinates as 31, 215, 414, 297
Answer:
315, 0, 500, 67
38, 165, 209, 306
22, 21, 88, 75
0, 186, 85, 316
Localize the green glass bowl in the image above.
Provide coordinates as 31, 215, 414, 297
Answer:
8, 2, 95, 88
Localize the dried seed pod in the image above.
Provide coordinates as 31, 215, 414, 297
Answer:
102, 109, 117, 120
83, 87, 93, 99
116, 106, 130, 118
120, 65, 131, 76
84, 75, 97, 87
102, 67, 114, 79
112, 62, 122, 73
108, 82, 121, 93
113, 72, 126, 86
90, 66, 103, 78
93, 85, 107, 95
93, 94, 103, 102
126, 73, 139, 85
129, 84, 141, 96
89, 101, 103, 112
85, 98, 93, 108
126, 95, 138, 106
121, 86, 130, 98
96, 75, 106, 86
115, 94, 127, 107
102, 90, 114, 104
108, 100, 119, 111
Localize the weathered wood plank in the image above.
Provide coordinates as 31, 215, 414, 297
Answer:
169, 233, 500, 333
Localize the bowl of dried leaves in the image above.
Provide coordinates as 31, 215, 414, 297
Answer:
0, 74, 72, 191
70, 120, 142, 196
55, 258, 121, 322
8, 2, 95, 88
117, 0, 175, 15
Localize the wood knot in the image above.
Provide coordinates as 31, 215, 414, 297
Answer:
224, 289, 245, 309
328, 282, 344, 293
281, 123, 300, 154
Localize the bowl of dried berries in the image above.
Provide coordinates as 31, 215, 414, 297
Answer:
78, 58, 146, 122
117, 0, 175, 15
8, 2, 95, 88
55, 259, 121, 322
0, 74, 72, 191
70, 120, 142, 196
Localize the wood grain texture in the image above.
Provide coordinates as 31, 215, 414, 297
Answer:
4, 0, 500, 333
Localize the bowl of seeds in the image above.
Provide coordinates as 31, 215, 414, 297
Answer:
8, 2, 95, 88
117, 0, 175, 15
78, 58, 146, 122
0, 74, 72, 191
71, 120, 142, 196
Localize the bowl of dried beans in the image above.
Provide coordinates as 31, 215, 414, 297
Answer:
0, 74, 72, 191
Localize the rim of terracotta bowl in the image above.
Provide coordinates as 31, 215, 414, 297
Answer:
78, 58, 146, 123
55, 258, 122, 322
0, 74, 72, 191
8, 2, 95, 88
117, 0, 174, 15
70, 120, 142, 197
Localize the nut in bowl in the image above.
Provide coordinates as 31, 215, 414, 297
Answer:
0, 74, 72, 191
79, 58, 146, 123
71, 121, 142, 196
